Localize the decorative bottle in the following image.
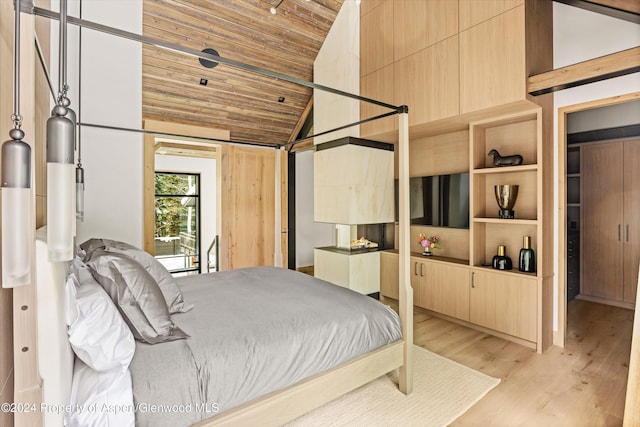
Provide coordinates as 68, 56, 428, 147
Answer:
518, 236, 536, 273
491, 245, 512, 270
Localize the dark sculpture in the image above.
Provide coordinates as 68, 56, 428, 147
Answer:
488, 149, 523, 167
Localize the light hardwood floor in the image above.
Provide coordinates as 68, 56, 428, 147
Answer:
386, 298, 633, 426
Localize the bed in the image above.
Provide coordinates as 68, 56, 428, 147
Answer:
11, 7, 413, 424
14, 230, 411, 427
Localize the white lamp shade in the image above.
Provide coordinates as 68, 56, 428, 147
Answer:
76, 182, 84, 222
1, 187, 31, 287
47, 162, 74, 261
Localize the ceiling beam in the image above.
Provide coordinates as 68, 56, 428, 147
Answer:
528, 47, 640, 95
288, 96, 314, 144
553, 0, 640, 24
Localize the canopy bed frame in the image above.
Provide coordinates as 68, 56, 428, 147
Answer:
11, 3, 414, 427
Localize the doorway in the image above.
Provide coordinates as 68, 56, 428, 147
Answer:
154, 171, 202, 276
557, 92, 640, 346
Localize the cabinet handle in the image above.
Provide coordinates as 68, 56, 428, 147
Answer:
420, 263, 424, 277
471, 272, 475, 288
627, 224, 629, 242
618, 224, 621, 241
414, 262, 417, 276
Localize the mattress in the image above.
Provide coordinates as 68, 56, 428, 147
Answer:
129, 266, 402, 426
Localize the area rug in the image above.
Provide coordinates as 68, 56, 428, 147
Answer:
287, 345, 500, 427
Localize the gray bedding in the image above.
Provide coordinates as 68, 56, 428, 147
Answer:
129, 266, 402, 426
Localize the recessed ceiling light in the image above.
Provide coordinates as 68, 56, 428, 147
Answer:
278, 96, 285, 103
200, 78, 208, 86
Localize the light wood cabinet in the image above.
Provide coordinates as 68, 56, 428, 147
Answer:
380, 251, 399, 300
411, 256, 434, 310
470, 268, 537, 342
394, 37, 459, 126
581, 138, 640, 307
431, 263, 470, 321
360, 0, 552, 133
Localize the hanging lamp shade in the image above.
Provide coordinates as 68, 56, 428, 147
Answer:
1, 130, 32, 287
46, 105, 75, 261
76, 166, 84, 222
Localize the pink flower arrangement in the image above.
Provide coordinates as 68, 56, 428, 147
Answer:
418, 233, 440, 249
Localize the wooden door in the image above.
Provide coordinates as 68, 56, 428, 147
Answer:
469, 269, 497, 330
624, 139, 640, 304
431, 263, 470, 321
219, 145, 286, 270
581, 142, 624, 301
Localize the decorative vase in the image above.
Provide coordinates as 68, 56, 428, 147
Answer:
492, 245, 512, 270
519, 236, 536, 273
494, 184, 519, 219
423, 246, 432, 256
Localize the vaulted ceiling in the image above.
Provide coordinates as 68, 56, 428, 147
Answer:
142, 0, 344, 147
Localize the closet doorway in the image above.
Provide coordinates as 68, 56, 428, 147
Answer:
558, 93, 640, 346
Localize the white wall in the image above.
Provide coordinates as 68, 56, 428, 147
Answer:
295, 150, 333, 267
552, 3, 640, 332
155, 154, 217, 273
567, 100, 640, 133
53, 0, 144, 247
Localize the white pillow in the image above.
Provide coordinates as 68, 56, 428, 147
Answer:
66, 358, 135, 427
66, 258, 135, 371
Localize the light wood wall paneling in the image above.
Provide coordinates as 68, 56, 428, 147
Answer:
409, 130, 469, 177
524, 0, 553, 79
360, 65, 396, 138
458, 0, 523, 31
460, 6, 526, 113
360, 0, 385, 17
394, 36, 459, 126
393, 0, 458, 60
359, 0, 393, 77
220, 145, 277, 270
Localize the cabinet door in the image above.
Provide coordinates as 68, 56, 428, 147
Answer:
582, 142, 624, 301
380, 252, 399, 300
469, 270, 497, 330
624, 139, 640, 304
470, 269, 537, 341
432, 264, 470, 321
412, 257, 433, 310
494, 274, 537, 341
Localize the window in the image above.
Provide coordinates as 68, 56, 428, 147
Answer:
154, 172, 200, 276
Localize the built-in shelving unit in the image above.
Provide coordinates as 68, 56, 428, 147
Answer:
469, 110, 542, 276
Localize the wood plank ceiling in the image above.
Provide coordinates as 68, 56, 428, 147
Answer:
142, 0, 343, 146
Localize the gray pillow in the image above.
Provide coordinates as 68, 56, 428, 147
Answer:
86, 251, 189, 344
81, 238, 193, 314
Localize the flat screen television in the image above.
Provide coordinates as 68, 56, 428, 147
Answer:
396, 173, 469, 228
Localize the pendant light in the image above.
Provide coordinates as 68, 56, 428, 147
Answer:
1, 0, 32, 287
76, 0, 84, 222
46, 0, 75, 261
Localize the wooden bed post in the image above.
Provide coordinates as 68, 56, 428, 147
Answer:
397, 107, 413, 394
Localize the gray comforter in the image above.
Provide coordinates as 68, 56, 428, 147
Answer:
130, 267, 402, 426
